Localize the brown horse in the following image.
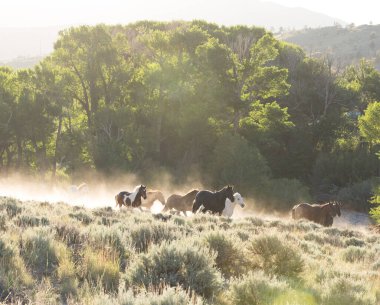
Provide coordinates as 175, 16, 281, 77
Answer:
291, 202, 341, 227
163, 189, 199, 214
142, 190, 166, 210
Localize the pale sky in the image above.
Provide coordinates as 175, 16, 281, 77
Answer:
0, 0, 379, 27
269, 0, 380, 25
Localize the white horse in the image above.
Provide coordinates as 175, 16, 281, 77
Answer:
68, 182, 89, 195
222, 192, 245, 218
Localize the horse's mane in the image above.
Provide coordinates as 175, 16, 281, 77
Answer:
185, 189, 198, 196
132, 185, 142, 193
77, 183, 87, 190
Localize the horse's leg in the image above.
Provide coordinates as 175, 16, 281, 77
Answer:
162, 204, 169, 213
192, 199, 202, 213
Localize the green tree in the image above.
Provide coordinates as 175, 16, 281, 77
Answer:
240, 101, 294, 177
358, 102, 380, 222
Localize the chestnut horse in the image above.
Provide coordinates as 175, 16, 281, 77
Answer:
142, 190, 166, 210
163, 189, 199, 215
291, 202, 341, 227
115, 185, 147, 209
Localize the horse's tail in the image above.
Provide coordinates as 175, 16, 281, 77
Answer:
291, 207, 296, 219
115, 194, 120, 207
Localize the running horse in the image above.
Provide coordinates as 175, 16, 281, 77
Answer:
142, 190, 166, 210
192, 185, 235, 215
222, 192, 245, 218
163, 189, 199, 215
115, 185, 147, 209
291, 202, 342, 227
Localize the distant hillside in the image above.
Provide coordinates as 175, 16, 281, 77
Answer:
0, 56, 44, 69
280, 24, 380, 68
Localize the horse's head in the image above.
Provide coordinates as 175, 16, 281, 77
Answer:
329, 201, 341, 217
234, 192, 245, 208
139, 185, 147, 199
225, 185, 235, 202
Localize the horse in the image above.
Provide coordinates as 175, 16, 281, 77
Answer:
68, 182, 89, 195
222, 192, 245, 218
192, 185, 234, 215
163, 189, 199, 215
291, 202, 341, 227
115, 185, 147, 210
142, 190, 166, 210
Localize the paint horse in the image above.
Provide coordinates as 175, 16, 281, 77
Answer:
115, 185, 147, 209
192, 185, 235, 215
291, 202, 341, 227
222, 192, 245, 218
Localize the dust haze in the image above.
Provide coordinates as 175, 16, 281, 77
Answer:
0, 170, 208, 212
0, 171, 373, 229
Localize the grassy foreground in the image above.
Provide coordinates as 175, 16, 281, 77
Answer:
0, 196, 379, 305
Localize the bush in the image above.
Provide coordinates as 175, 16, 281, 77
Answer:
81, 247, 120, 292
87, 225, 130, 270
342, 246, 367, 263
216, 271, 288, 305
248, 235, 304, 278
55, 223, 84, 246
90, 286, 204, 305
125, 240, 223, 299
69, 211, 93, 225
345, 237, 365, 247
57, 248, 78, 298
21, 229, 63, 277
1, 198, 23, 218
0, 212, 6, 231
321, 277, 377, 305
203, 232, 247, 278
15, 215, 50, 227
0, 238, 33, 301
128, 222, 180, 253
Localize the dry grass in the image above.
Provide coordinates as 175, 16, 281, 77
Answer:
0, 196, 379, 304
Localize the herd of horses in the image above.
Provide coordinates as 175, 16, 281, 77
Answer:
114, 184, 342, 226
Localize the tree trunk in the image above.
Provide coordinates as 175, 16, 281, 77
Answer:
52, 115, 63, 181
16, 138, 23, 169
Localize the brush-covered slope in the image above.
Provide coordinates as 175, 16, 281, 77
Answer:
0, 196, 379, 304
281, 24, 380, 69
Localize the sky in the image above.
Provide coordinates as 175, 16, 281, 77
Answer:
269, 0, 380, 25
1, 0, 379, 28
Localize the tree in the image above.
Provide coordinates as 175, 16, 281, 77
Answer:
240, 101, 294, 177
359, 101, 380, 145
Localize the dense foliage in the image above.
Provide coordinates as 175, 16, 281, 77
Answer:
0, 21, 379, 216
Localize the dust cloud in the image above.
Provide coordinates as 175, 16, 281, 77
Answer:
0, 172, 374, 229
0, 171, 205, 212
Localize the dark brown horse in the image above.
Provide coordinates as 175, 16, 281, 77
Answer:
291, 202, 341, 227
142, 190, 166, 210
115, 185, 147, 209
162, 189, 199, 214
192, 185, 235, 215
